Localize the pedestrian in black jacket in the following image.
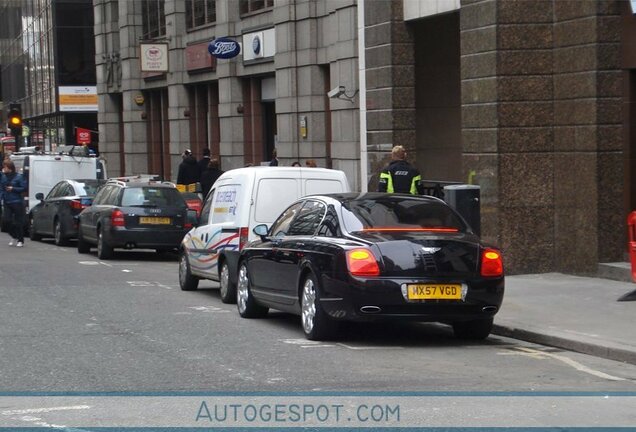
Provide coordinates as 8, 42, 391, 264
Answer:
378, 145, 424, 195
0, 160, 27, 247
177, 149, 201, 185
200, 158, 224, 198
198, 148, 211, 173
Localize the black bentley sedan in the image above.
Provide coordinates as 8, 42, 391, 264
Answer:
236, 193, 504, 341
77, 179, 193, 259
29, 179, 106, 245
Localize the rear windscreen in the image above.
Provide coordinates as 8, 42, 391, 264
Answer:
76, 180, 106, 197
121, 187, 186, 208
341, 196, 466, 233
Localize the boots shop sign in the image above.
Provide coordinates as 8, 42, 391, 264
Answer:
208, 37, 241, 59
140, 43, 169, 72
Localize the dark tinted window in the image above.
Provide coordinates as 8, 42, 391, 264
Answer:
288, 200, 325, 236
46, 182, 65, 199
269, 202, 304, 238
316, 205, 341, 237
199, 189, 214, 225
92, 186, 110, 205
121, 187, 186, 208
342, 196, 466, 233
104, 186, 122, 205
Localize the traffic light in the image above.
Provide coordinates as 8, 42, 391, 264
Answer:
7, 103, 22, 138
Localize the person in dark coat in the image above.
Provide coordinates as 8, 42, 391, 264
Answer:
200, 158, 224, 198
177, 149, 201, 185
198, 148, 211, 173
0, 160, 27, 247
378, 145, 424, 195
268, 148, 279, 166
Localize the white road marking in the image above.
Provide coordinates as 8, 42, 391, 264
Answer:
99, 262, 113, 267
504, 347, 628, 381
126, 281, 174, 289
122, 269, 132, 273
188, 306, 229, 313
2, 405, 92, 415
337, 343, 404, 350
78, 261, 99, 265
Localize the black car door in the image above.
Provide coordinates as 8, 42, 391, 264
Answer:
248, 201, 304, 305
37, 182, 64, 234
277, 200, 327, 301
51, 183, 74, 233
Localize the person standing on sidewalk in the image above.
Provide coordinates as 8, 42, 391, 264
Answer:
378, 145, 424, 195
0, 160, 26, 247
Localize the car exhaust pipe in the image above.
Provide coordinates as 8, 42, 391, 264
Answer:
482, 306, 498, 313
360, 305, 382, 314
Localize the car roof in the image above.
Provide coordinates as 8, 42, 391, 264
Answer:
304, 192, 446, 205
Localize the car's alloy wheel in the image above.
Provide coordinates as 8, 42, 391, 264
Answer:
97, 229, 113, 260
54, 219, 68, 246
179, 252, 199, 291
301, 273, 337, 341
29, 217, 42, 241
237, 263, 268, 318
219, 262, 237, 304
452, 317, 493, 340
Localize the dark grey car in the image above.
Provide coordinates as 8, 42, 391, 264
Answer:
77, 180, 192, 259
29, 179, 106, 245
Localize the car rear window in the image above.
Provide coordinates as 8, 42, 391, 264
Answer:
121, 187, 186, 208
76, 180, 105, 197
341, 196, 466, 233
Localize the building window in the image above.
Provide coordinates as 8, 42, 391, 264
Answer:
239, 0, 273, 15
186, 0, 216, 30
141, 0, 165, 39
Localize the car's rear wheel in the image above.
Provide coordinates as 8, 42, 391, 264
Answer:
219, 261, 237, 304
237, 262, 268, 318
77, 225, 90, 253
301, 273, 338, 341
179, 252, 199, 291
29, 216, 42, 241
54, 218, 68, 246
97, 228, 113, 260
452, 317, 493, 340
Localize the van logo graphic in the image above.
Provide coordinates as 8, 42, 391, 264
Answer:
208, 38, 241, 59
420, 247, 441, 255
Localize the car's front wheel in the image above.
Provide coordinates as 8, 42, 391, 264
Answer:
452, 317, 493, 340
237, 262, 268, 318
179, 252, 199, 291
29, 216, 42, 241
301, 273, 338, 341
97, 228, 113, 260
219, 261, 237, 304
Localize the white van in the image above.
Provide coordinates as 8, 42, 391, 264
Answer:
179, 166, 350, 302
11, 149, 107, 212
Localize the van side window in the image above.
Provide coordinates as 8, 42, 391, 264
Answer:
316, 205, 341, 237
199, 189, 214, 226
269, 202, 304, 238
287, 200, 326, 236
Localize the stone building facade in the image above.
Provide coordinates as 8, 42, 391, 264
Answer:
91, 0, 629, 274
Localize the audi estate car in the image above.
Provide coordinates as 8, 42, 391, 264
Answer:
77, 179, 193, 259
235, 193, 504, 341
29, 179, 106, 245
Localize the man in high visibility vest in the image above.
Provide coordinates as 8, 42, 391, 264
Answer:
378, 145, 423, 195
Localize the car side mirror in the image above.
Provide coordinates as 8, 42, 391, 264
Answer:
35, 192, 44, 201
186, 209, 199, 227
253, 224, 269, 241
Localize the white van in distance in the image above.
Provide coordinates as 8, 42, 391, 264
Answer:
179, 166, 351, 302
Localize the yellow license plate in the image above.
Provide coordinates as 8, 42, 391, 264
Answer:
139, 217, 171, 225
407, 284, 462, 300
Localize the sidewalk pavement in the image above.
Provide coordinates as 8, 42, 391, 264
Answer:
492, 273, 636, 365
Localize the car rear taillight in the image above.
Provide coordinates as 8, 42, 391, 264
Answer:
481, 248, 503, 277
186, 199, 202, 216
111, 209, 125, 227
238, 227, 249, 250
346, 248, 380, 277
70, 199, 87, 211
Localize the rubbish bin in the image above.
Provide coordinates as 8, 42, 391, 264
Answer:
443, 184, 480, 236
627, 211, 636, 282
